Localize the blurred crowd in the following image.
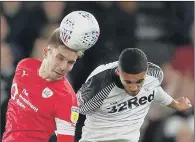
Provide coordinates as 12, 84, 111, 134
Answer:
1, 2, 194, 142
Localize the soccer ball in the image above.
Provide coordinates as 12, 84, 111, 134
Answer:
60, 11, 100, 51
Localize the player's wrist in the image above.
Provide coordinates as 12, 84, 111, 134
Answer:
174, 100, 183, 111
167, 99, 180, 110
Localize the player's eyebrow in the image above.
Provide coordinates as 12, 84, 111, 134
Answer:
124, 79, 145, 84
58, 53, 76, 63
136, 79, 145, 83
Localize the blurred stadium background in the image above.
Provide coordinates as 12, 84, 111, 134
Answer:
1, 1, 194, 142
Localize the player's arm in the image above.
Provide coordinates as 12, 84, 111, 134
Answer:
77, 70, 109, 115
148, 63, 192, 111
167, 97, 192, 111
54, 98, 79, 142
154, 86, 192, 111
76, 77, 102, 115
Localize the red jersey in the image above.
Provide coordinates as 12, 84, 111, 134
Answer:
3, 58, 79, 142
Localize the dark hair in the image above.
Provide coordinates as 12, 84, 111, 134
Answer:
119, 48, 148, 74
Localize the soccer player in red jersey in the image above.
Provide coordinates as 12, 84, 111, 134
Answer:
2, 11, 100, 142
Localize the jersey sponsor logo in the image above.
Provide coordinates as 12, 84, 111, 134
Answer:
107, 91, 155, 113
70, 106, 79, 124
42, 87, 53, 98
19, 94, 39, 112
22, 89, 29, 96
11, 83, 38, 112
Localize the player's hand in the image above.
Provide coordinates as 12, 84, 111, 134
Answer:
175, 97, 192, 111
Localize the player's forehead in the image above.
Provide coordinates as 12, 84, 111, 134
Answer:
121, 71, 146, 81
54, 45, 79, 60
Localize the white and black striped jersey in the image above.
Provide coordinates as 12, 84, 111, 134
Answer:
77, 61, 173, 142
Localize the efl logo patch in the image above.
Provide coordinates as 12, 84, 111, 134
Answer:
42, 88, 53, 98
71, 106, 79, 124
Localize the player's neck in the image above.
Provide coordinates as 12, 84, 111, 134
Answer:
38, 61, 52, 81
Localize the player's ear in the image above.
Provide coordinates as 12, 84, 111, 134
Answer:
43, 47, 48, 58
116, 67, 120, 75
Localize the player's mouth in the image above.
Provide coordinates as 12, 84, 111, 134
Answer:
126, 90, 140, 96
54, 71, 63, 76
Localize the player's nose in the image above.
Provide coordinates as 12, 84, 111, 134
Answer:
129, 84, 138, 91
60, 61, 68, 71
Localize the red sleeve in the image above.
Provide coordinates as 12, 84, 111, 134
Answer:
54, 95, 79, 142
57, 134, 74, 142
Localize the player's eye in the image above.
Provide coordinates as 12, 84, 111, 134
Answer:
68, 61, 75, 65
124, 80, 133, 84
124, 79, 144, 84
57, 56, 64, 61
136, 79, 144, 84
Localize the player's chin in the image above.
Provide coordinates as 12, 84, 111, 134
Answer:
127, 90, 140, 96
52, 72, 64, 80
56, 76, 63, 80
52, 76, 63, 81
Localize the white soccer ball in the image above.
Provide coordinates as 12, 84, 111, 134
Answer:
60, 11, 100, 51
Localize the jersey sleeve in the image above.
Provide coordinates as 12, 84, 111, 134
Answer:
77, 67, 115, 115
54, 95, 79, 142
147, 62, 164, 86
76, 76, 103, 115
154, 86, 173, 106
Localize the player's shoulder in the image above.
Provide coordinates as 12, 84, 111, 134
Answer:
53, 90, 78, 109
63, 77, 76, 96
17, 58, 42, 69
54, 77, 76, 99
144, 62, 164, 89
14, 58, 42, 81
86, 61, 118, 82
77, 61, 117, 101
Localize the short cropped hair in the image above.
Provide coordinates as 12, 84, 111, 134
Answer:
48, 28, 83, 57
119, 48, 148, 74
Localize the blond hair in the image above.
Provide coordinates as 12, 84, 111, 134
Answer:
48, 28, 83, 57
